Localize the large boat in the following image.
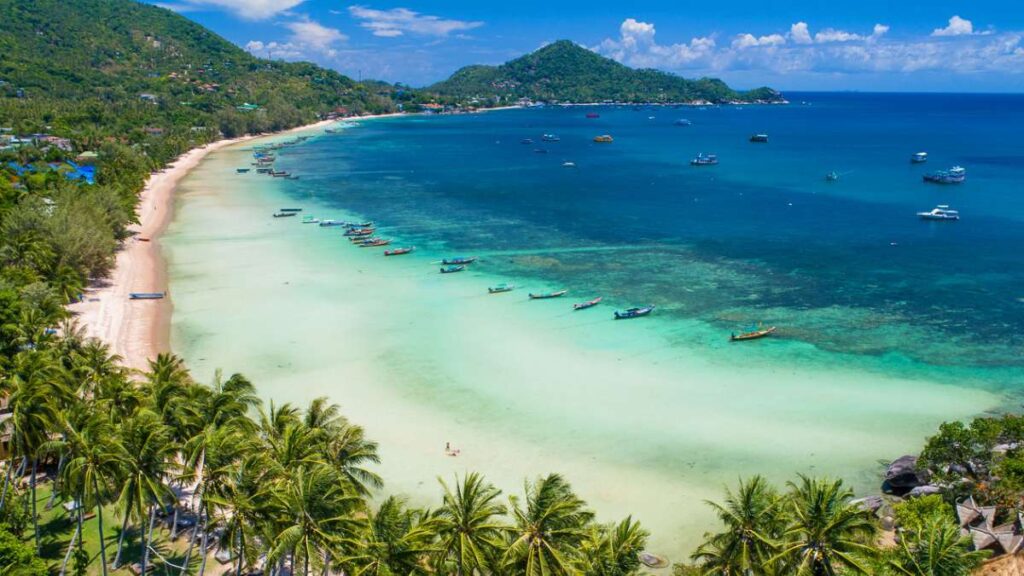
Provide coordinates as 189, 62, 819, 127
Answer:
730, 325, 777, 342
674, 119, 692, 126
923, 166, 966, 184
917, 205, 960, 220
911, 152, 928, 163
488, 283, 515, 293
384, 247, 414, 256
614, 305, 654, 319
442, 256, 477, 265
529, 290, 568, 299
573, 297, 602, 310
272, 212, 297, 218
593, 135, 614, 143
750, 134, 769, 143
586, 112, 600, 119
440, 265, 466, 274
541, 134, 560, 142
691, 153, 718, 166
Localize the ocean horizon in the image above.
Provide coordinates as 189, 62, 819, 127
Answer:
164, 91, 1022, 558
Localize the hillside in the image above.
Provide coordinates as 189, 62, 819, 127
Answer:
0, 0, 398, 141
428, 40, 782, 104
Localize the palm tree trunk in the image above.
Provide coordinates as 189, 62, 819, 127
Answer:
47, 451, 66, 509
94, 476, 110, 576
321, 552, 330, 576
59, 510, 82, 576
0, 456, 15, 510
197, 513, 210, 576
113, 509, 131, 568
76, 497, 84, 555
180, 505, 201, 576
141, 504, 156, 576
30, 458, 39, 553
235, 529, 243, 576
170, 504, 180, 539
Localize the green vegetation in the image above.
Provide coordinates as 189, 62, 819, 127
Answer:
427, 40, 783, 105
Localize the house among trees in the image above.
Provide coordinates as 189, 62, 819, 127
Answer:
956, 496, 1024, 556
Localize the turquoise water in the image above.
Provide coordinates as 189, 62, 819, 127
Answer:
164, 93, 1022, 559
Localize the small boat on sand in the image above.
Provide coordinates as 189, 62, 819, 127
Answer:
488, 283, 515, 293
529, 290, 567, 299
273, 212, 297, 218
730, 324, 776, 341
750, 134, 769, 143
614, 305, 654, 319
130, 292, 166, 300
384, 247, 414, 256
440, 265, 465, 274
593, 135, 614, 143
573, 297, 602, 310
443, 257, 477, 265
917, 205, 960, 220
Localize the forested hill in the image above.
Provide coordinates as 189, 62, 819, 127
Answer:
0, 0, 399, 140
428, 40, 783, 104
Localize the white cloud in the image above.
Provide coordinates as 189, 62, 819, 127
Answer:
873, 24, 890, 38
169, 0, 306, 20
933, 15, 974, 37
348, 6, 483, 38
732, 33, 786, 49
597, 19, 716, 68
246, 16, 346, 60
789, 22, 813, 44
814, 28, 864, 43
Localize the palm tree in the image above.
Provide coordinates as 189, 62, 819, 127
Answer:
343, 496, 436, 576
504, 473, 595, 576
433, 472, 508, 575
267, 464, 364, 576
208, 454, 274, 576
59, 407, 127, 576
773, 475, 877, 576
692, 476, 785, 576
111, 410, 175, 569
577, 516, 649, 576
322, 420, 382, 497
886, 512, 989, 576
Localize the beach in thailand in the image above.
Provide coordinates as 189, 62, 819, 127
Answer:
154, 93, 1022, 557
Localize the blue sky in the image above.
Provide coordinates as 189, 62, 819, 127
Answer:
147, 1, 1024, 92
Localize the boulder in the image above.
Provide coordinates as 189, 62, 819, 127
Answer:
883, 455, 924, 494
907, 485, 943, 498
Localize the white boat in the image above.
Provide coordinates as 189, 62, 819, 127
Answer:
917, 205, 960, 220
911, 152, 928, 163
562, 161, 576, 168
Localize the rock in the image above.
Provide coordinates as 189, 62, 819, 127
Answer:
881, 515, 895, 530
883, 455, 924, 494
852, 495, 885, 513
907, 485, 943, 498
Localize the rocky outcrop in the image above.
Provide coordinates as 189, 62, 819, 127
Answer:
883, 455, 926, 495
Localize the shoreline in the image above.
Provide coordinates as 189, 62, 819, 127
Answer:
67, 117, 340, 370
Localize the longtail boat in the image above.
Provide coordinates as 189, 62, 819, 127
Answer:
593, 135, 613, 143
130, 292, 166, 300
529, 290, 568, 299
360, 239, 391, 247
345, 221, 374, 228
730, 325, 777, 342
384, 247, 414, 256
319, 220, 346, 227
279, 208, 302, 212
236, 168, 250, 173
488, 283, 515, 294
440, 265, 465, 274
442, 257, 477, 265
614, 305, 654, 319
273, 212, 297, 218
573, 297, 602, 310
344, 228, 375, 236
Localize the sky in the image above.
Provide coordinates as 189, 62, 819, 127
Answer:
146, 0, 1024, 92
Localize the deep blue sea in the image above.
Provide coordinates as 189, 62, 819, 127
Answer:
275, 92, 1024, 385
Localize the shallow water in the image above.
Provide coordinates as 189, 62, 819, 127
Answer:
165, 93, 1022, 559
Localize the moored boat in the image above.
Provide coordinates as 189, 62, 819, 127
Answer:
488, 283, 515, 293
911, 152, 928, 163
614, 305, 654, 319
279, 208, 302, 212
593, 135, 614, 143
319, 219, 346, 227
384, 247, 415, 256
344, 221, 374, 228
562, 161, 576, 168
344, 228, 375, 236
271, 170, 289, 177
542, 134, 560, 142
301, 216, 320, 224
521, 138, 534, 144
273, 212, 297, 218
359, 238, 391, 247
730, 325, 777, 341
691, 153, 718, 166
440, 265, 466, 274
917, 205, 960, 220
674, 119, 692, 126
529, 290, 568, 299
573, 297, 602, 310
825, 171, 839, 182
923, 166, 965, 184
442, 256, 477, 265
129, 292, 166, 300
586, 112, 600, 119
750, 134, 769, 143
236, 168, 250, 173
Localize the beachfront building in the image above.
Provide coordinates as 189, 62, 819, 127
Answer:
956, 496, 1024, 556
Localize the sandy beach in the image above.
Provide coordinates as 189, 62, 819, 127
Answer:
66, 118, 339, 370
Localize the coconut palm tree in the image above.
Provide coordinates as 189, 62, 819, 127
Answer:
111, 410, 175, 569
433, 472, 508, 575
886, 512, 989, 576
692, 475, 785, 576
504, 473, 595, 576
773, 475, 877, 576
208, 455, 273, 576
267, 464, 365, 576
321, 421, 382, 497
576, 516, 649, 576
343, 495, 436, 576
